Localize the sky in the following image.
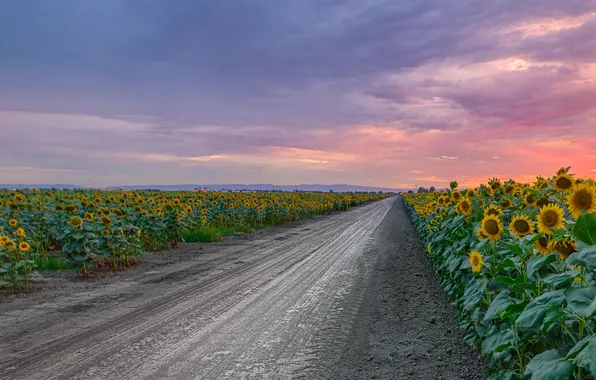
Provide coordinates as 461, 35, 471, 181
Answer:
1, 0, 595, 189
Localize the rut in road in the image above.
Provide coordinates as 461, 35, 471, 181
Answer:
0, 197, 485, 379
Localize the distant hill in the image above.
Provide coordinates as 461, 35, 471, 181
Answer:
0, 184, 86, 189
0, 183, 407, 193
106, 184, 405, 193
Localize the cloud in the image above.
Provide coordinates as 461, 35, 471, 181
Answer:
0, 1, 595, 187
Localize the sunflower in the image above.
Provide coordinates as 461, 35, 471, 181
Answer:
566, 183, 596, 219
173, 198, 181, 205
211, 200, 218, 207
484, 204, 502, 217
500, 198, 513, 209
524, 192, 537, 207
556, 167, 568, 176
548, 238, 577, 260
469, 251, 484, 273
100, 216, 112, 226
509, 215, 534, 238
13, 193, 25, 202
18, 242, 30, 252
452, 190, 462, 201
477, 228, 487, 240
134, 206, 142, 213
68, 216, 83, 227
480, 215, 504, 241
137, 229, 141, 238
4, 240, 16, 252
101, 229, 111, 236
164, 204, 174, 211
16, 227, 26, 237
84, 212, 94, 222
201, 215, 207, 224
537, 204, 565, 234
457, 199, 472, 216
8, 218, 17, 227
486, 186, 494, 197
466, 189, 476, 198
553, 174, 575, 192
65, 204, 77, 213
534, 236, 550, 255
535, 196, 551, 208
94, 197, 102, 204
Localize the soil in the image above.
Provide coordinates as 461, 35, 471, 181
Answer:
0, 197, 486, 379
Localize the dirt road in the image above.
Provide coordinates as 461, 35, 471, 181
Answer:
0, 197, 485, 380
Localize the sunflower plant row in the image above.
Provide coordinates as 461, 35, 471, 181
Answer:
403, 167, 596, 380
1, 189, 390, 291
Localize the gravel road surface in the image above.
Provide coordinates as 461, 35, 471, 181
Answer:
0, 197, 485, 379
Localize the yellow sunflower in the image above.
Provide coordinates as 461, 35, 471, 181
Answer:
466, 188, 476, 198
553, 174, 575, 192
523, 192, 537, 207
13, 194, 25, 202
101, 229, 111, 236
84, 212, 94, 222
477, 228, 488, 240
509, 215, 534, 238
100, 216, 112, 226
469, 251, 484, 273
484, 204, 502, 217
548, 238, 577, 260
16, 227, 26, 237
537, 204, 565, 234
18, 242, 30, 252
566, 183, 596, 219
68, 216, 83, 227
534, 236, 550, 255
481, 215, 504, 241
8, 218, 17, 227
452, 190, 462, 201
457, 199, 472, 216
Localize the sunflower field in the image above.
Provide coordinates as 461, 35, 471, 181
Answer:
0, 189, 390, 291
403, 167, 596, 379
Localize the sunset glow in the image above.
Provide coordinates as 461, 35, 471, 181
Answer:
1, 2, 595, 189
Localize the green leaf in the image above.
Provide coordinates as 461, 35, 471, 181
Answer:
566, 245, 596, 270
482, 327, 514, 357
542, 269, 580, 288
483, 290, 512, 322
572, 212, 596, 245
572, 335, 596, 376
565, 286, 596, 318
541, 306, 566, 334
526, 253, 557, 282
515, 290, 565, 329
524, 349, 573, 380
565, 335, 592, 360
463, 278, 486, 311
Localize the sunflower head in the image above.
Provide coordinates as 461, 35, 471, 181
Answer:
173, 198, 181, 205
65, 204, 77, 213
524, 192, 537, 207
100, 216, 113, 226
84, 212, 94, 222
16, 227, 26, 237
466, 189, 476, 198
457, 199, 472, 215
8, 218, 18, 227
509, 215, 534, 238
566, 183, 596, 219
68, 216, 83, 228
534, 236, 550, 255
548, 238, 577, 260
101, 229, 111, 236
13, 194, 25, 203
500, 198, 513, 209
469, 251, 484, 273
537, 204, 565, 235
553, 174, 575, 192
18, 242, 30, 252
134, 206, 142, 213
481, 215, 504, 241
484, 204, 502, 217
